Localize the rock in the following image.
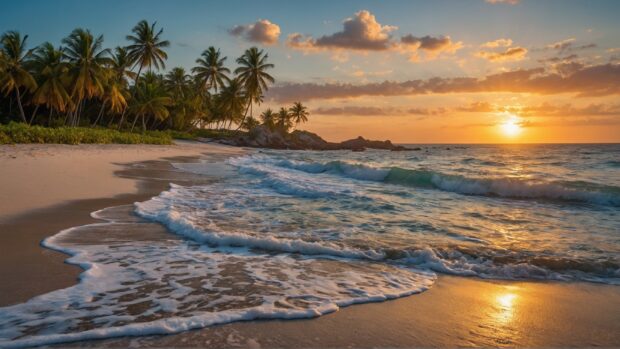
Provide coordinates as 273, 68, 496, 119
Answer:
221, 126, 414, 151
288, 130, 330, 150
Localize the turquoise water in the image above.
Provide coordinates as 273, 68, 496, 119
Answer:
166, 144, 619, 283
1, 144, 618, 347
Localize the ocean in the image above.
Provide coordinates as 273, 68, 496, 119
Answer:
1, 144, 619, 347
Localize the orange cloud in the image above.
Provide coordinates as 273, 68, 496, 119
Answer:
477, 46, 528, 62
268, 63, 620, 102
229, 19, 281, 45
480, 38, 513, 48
313, 106, 448, 116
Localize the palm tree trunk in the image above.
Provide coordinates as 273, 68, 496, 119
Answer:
15, 88, 28, 123
130, 113, 140, 132
107, 113, 116, 127
235, 101, 252, 131
48, 108, 54, 126
141, 115, 147, 131
119, 64, 144, 130
92, 102, 106, 127
29, 105, 40, 125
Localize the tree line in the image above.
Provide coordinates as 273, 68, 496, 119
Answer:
0, 20, 309, 133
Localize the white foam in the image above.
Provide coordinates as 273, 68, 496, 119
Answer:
0, 204, 434, 348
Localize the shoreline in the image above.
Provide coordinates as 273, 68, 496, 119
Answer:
0, 143, 619, 347
0, 142, 244, 306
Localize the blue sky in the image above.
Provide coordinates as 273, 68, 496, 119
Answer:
2, 0, 620, 142
2, 0, 618, 79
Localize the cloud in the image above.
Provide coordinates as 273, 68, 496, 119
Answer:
286, 9, 460, 62
267, 63, 620, 102
456, 101, 620, 118
476, 46, 528, 62
485, 0, 519, 4
229, 19, 281, 45
400, 35, 463, 61
287, 10, 397, 51
546, 38, 597, 53
313, 106, 447, 116
480, 38, 513, 48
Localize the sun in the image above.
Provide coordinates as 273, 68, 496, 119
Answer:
500, 115, 522, 137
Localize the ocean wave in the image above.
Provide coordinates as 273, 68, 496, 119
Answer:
0, 205, 433, 348
234, 156, 620, 206
135, 187, 620, 284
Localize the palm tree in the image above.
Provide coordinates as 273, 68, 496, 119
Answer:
288, 102, 309, 129
109, 47, 136, 85
126, 20, 169, 131
107, 47, 134, 127
0, 31, 37, 123
126, 20, 169, 80
165, 67, 190, 98
234, 47, 274, 129
92, 68, 128, 126
276, 107, 292, 133
192, 46, 230, 93
130, 78, 171, 131
218, 78, 246, 129
31, 42, 72, 124
260, 108, 276, 130
62, 28, 110, 126
165, 67, 195, 129
240, 115, 260, 131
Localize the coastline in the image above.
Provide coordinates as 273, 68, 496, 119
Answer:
0, 143, 619, 347
0, 141, 244, 306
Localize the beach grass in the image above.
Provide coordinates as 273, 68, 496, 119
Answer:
0, 122, 172, 145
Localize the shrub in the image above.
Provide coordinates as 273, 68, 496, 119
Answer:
0, 131, 11, 144
0, 122, 172, 145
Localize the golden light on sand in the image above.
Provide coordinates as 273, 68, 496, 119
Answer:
500, 115, 523, 137
492, 291, 518, 325
497, 293, 517, 308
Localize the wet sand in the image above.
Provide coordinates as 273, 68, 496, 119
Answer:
1, 143, 619, 347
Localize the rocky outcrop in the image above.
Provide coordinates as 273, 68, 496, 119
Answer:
338, 136, 409, 151
219, 126, 413, 151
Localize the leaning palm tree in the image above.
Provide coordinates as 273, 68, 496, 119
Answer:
62, 28, 110, 126
31, 42, 72, 124
0, 31, 37, 123
276, 107, 292, 133
260, 108, 276, 130
234, 47, 274, 129
288, 101, 309, 129
192, 46, 230, 93
124, 21, 168, 131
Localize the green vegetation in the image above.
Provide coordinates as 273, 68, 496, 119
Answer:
0, 122, 171, 145
0, 21, 310, 144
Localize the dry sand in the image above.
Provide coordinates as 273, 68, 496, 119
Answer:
0, 141, 242, 222
1, 142, 619, 348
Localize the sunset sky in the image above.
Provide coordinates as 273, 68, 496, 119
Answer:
2, 0, 619, 143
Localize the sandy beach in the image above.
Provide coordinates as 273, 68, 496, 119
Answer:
1, 142, 619, 348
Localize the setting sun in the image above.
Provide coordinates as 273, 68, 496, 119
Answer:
500, 116, 523, 137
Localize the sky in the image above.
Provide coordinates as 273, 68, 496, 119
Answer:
2, 0, 620, 143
